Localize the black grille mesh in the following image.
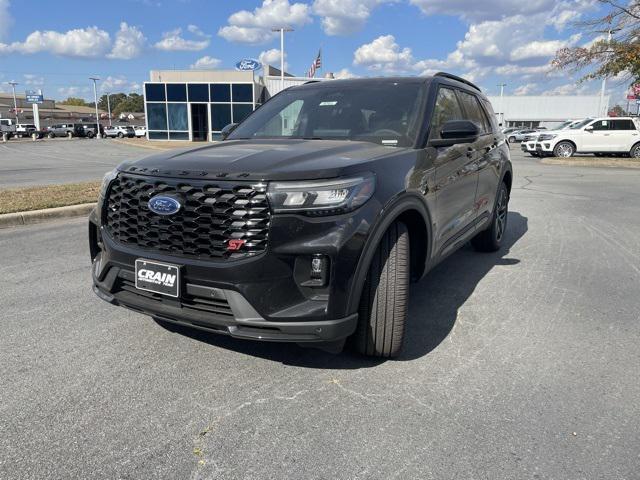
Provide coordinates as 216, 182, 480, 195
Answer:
105, 174, 270, 260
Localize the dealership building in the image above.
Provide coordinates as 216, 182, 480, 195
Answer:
143, 66, 317, 142
486, 94, 611, 129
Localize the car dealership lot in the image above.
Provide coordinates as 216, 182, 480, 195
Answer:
1, 150, 639, 479
0, 138, 151, 188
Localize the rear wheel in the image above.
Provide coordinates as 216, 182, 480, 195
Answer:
86, 131, 95, 139
353, 221, 410, 358
117, 132, 124, 138
630, 143, 640, 158
553, 141, 575, 158
472, 182, 509, 252
47, 132, 55, 139
508, 136, 516, 143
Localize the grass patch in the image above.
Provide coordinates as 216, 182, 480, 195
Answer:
0, 181, 100, 214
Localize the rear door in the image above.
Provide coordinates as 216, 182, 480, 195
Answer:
429, 86, 480, 257
608, 119, 639, 151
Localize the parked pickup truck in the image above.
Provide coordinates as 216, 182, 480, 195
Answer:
0, 118, 17, 137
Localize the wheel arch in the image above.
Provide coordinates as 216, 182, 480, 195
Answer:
554, 139, 577, 153
346, 194, 433, 314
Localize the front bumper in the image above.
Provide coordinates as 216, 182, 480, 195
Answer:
88, 200, 377, 343
535, 142, 554, 154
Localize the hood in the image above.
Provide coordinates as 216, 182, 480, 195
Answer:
118, 139, 408, 181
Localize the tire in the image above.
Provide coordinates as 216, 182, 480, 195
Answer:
86, 131, 95, 139
472, 182, 509, 253
353, 221, 410, 358
48, 132, 55, 139
508, 136, 516, 143
553, 141, 575, 158
630, 143, 640, 158
117, 132, 124, 138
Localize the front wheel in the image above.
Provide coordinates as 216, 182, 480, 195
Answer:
553, 141, 575, 158
353, 221, 410, 358
117, 132, 124, 138
472, 182, 509, 252
47, 132, 55, 139
508, 136, 516, 143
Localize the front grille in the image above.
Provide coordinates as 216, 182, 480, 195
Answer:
105, 173, 270, 260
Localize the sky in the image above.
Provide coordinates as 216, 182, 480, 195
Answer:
0, 0, 631, 105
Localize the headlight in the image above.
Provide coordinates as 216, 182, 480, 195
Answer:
267, 174, 375, 215
99, 169, 118, 199
539, 134, 557, 141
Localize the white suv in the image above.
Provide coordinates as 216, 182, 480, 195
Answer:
521, 119, 588, 157
536, 117, 640, 157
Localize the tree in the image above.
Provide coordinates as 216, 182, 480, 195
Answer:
609, 104, 627, 116
552, 1, 640, 83
113, 94, 144, 115
59, 97, 88, 106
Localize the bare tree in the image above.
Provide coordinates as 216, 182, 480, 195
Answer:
553, 1, 640, 83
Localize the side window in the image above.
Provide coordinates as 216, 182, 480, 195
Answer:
611, 119, 636, 131
480, 99, 499, 131
429, 87, 464, 140
590, 120, 609, 131
458, 90, 490, 134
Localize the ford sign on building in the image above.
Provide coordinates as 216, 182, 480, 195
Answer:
143, 64, 329, 142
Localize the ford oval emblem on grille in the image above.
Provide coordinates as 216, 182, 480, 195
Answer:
148, 196, 181, 215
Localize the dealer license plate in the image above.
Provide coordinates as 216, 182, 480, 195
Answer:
135, 259, 180, 297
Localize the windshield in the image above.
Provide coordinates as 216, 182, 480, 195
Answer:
228, 82, 426, 147
570, 118, 592, 129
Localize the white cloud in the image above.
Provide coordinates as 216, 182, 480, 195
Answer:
100, 75, 141, 93
107, 22, 146, 59
23, 74, 44, 86
258, 48, 288, 70
57, 86, 90, 98
542, 82, 590, 95
312, 0, 395, 35
0, 0, 12, 41
154, 26, 210, 51
510, 34, 581, 60
353, 35, 414, 73
190, 56, 222, 69
218, 0, 311, 45
0, 26, 111, 57
333, 68, 358, 79
513, 83, 538, 95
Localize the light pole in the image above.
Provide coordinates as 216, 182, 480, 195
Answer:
89, 77, 101, 138
8, 81, 19, 124
106, 92, 112, 126
497, 83, 506, 127
599, 29, 619, 116
271, 27, 293, 93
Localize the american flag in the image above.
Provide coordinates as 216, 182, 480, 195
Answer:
306, 49, 322, 78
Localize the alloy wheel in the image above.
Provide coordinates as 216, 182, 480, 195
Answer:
632, 145, 640, 158
495, 188, 508, 242
556, 143, 573, 157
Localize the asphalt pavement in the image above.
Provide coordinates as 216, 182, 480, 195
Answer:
1, 149, 639, 479
0, 138, 151, 188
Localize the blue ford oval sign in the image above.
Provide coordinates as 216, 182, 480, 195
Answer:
235, 58, 261, 71
148, 196, 181, 215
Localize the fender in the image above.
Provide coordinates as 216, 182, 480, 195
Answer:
346, 192, 434, 314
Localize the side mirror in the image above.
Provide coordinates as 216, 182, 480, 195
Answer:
221, 123, 239, 140
429, 120, 480, 147
584, 125, 594, 132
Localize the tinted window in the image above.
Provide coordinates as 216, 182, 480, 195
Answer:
167, 103, 188, 130
429, 87, 464, 140
211, 104, 231, 131
590, 120, 610, 131
166, 84, 187, 102
458, 90, 490, 133
611, 119, 636, 130
211, 84, 231, 102
232, 84, 253, 103
146, 103, 167, 130
145, 83, 165, 102
233, 104, 253, 123
188, 83, 209, 102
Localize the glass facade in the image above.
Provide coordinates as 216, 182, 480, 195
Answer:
144, 82, 257, 141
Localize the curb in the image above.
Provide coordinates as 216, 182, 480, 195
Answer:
0, 203, 96, 229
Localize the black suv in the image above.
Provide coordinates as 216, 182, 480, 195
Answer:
90, 73, 512, 358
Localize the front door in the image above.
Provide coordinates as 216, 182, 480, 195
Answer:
190, 103, 209, 141
429, 86, 480, 257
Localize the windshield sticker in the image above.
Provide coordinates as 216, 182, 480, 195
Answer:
382, 139, 398, 145
319, 101, 338, 106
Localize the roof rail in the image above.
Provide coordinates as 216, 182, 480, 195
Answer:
434, 72, 481, 92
